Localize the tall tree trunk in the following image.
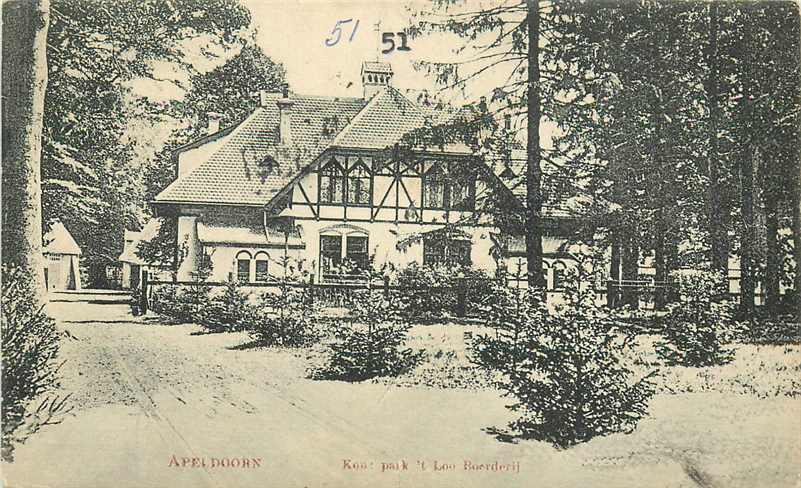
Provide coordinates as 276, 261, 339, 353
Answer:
1, 0, 50, 303
525, 0, 545, 292
739, 146, 756, 318
794, 156, 801, 321
654, 221, 667, 310
607, 237, 621, 308
621, 238, 639, 309
706, 0, 729, 278
764, 195, 780, 319
666, 237, 680, 303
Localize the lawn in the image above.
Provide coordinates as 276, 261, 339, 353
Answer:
4, 301, 800, 488
367, 321, 801, 399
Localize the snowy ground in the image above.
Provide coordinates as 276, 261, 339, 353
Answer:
2, 298, 800, 488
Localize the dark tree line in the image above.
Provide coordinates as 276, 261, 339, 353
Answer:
408, 0, 800, 319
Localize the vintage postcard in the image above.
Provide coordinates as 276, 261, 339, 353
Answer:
1, 0, 800, 487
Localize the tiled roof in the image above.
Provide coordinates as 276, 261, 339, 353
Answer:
494, 150, 576, 219
197, 211, 304, 247
153, 85, 573, 217
155, 94, 366, 205
154, 86, 472, 206
333, 86, 469, 153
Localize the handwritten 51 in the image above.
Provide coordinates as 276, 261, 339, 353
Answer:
325, 19, 411, 54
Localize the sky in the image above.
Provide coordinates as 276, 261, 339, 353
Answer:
131, 0, 504, 104
125, 0, 534, 164
245, 0, 476, 100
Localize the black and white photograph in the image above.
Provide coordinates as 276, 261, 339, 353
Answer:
1, 0, 800, 486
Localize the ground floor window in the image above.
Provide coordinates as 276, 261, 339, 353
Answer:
320, 233, 369, 279
423, 238, 471, 267
254, 251, 270, 282
551, 262, 566, 291
320, 235, 343, 274
236, 250, 251, 283
345, 235, 369, 270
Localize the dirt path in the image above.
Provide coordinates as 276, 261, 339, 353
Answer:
3, 300, 799, 488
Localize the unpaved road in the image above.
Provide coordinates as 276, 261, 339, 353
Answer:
2, 299, 799, 488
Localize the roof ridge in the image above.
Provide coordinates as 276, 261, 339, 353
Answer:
330, 86, 427, 149
386, 85, 426, 117
330, 87, 392, 147
261, 92, 364, 102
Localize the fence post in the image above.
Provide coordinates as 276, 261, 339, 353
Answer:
383, 275, 390, 299
141, 269, 149, 314
308, 273, 315, 305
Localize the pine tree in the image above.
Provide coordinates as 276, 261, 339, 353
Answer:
472, 254, 655, 448
313, 290, 423, 382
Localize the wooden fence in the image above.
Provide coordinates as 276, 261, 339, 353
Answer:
139, 270, 475, 317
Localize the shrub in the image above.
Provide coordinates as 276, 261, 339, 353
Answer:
1, 266, 71, 461
472, 260, 656, 448
150, 285, 202, 323
655, 271, 741, 366
395, 263, 494, 318
249, 285, 322, 347
312, 290, 424, 381
199, 278, 254, 332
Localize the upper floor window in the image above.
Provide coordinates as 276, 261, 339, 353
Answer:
320, 159, 345, 203
347, 162, 371, 205
423, 162, 475, 211
423, 163, 446, 208
450, 178, 473, 210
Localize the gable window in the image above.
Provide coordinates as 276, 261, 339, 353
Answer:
423, 162, 475, 211
345, 235, 369, 269
320, 235, 342, 274
347, 162, 371, 205
423, 238, 471, 267
320, 159, 345, 203
423, 163, 446, 208
450, 178, 473, 210
236, 250, 252, 283
254, 251, 270, 282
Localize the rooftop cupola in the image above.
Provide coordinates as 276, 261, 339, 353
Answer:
361, 61, 393, 100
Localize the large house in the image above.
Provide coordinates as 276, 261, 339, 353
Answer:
150, 62, 574, 288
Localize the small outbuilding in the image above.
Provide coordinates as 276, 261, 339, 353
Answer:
43, 221, 82, 291
118, 219, 170, 289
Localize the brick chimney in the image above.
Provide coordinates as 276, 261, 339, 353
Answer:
276, 85, 293, 145
361, 61, 393, 100
207, 112, 223, 134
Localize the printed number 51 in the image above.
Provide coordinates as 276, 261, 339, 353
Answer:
325, 19, 360, 47
382, 32, 411, 54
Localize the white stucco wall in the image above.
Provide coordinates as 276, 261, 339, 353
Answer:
203, 244, 306, 283
176, 215, 200, 281
294, 220, 500, 279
